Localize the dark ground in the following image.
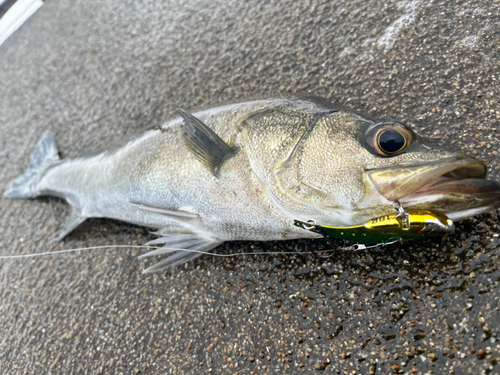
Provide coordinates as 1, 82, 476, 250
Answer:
1, 0, 499, 374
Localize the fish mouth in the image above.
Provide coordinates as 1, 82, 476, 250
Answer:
368, 156, 500, 221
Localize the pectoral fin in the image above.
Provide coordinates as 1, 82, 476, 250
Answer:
177, 108, 236, 176
128, 200, 198, 219
128, 200, 202, 232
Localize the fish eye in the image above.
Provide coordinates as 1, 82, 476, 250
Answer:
378, 129, 406, 154
366, 122, 413, 156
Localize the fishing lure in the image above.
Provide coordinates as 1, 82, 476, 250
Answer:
293, 201, 454, 246
0, 202, 460, 264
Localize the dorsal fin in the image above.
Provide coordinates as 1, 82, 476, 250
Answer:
176, 108, 236, 176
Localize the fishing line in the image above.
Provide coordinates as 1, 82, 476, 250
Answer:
0, 241, 394, 260
4, 238, 492, 262
0, 245, 164, 259
0, 203, 457, 262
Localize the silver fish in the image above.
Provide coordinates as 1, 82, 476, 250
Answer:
4, 98, 500, 272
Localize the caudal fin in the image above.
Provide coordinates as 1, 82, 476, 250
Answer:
4, 131, 60, 199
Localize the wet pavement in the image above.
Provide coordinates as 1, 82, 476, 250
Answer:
1, 0, 499, 374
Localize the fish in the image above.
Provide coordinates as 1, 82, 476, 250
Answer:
4, 98, 500, 272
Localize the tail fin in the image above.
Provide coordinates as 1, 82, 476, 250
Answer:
4, 131, 60, 199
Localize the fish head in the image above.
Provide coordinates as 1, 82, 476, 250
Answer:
241, 100, 500, 227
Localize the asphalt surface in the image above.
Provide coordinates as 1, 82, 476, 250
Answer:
1, 0, 499, 374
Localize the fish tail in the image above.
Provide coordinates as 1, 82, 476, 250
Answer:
4, 131, 60, 199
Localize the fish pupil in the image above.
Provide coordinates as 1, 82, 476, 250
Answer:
378, 130, 405, 154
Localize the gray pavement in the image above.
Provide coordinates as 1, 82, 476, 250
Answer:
1, 0, 499, 374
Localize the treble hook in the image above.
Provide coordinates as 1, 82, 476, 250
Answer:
393, 201, 410, 230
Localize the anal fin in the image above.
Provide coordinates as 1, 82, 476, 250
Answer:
55, 208, 86, 242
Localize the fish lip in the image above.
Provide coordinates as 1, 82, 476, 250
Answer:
400, 177, 500, 221
367, 156, 488, 202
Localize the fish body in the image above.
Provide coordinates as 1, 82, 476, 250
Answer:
4, 98, 500, 271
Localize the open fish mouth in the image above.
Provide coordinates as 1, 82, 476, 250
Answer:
368, 156, 500, 221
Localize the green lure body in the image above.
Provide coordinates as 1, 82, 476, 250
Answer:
294, 209, 454, 244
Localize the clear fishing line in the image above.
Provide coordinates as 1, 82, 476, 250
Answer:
0, 240, 398, 260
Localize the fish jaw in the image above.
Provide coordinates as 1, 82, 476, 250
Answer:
367, 155, 500, 220
400, 177, 500, 221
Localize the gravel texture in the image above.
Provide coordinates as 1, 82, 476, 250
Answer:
1, 0, 499, 374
